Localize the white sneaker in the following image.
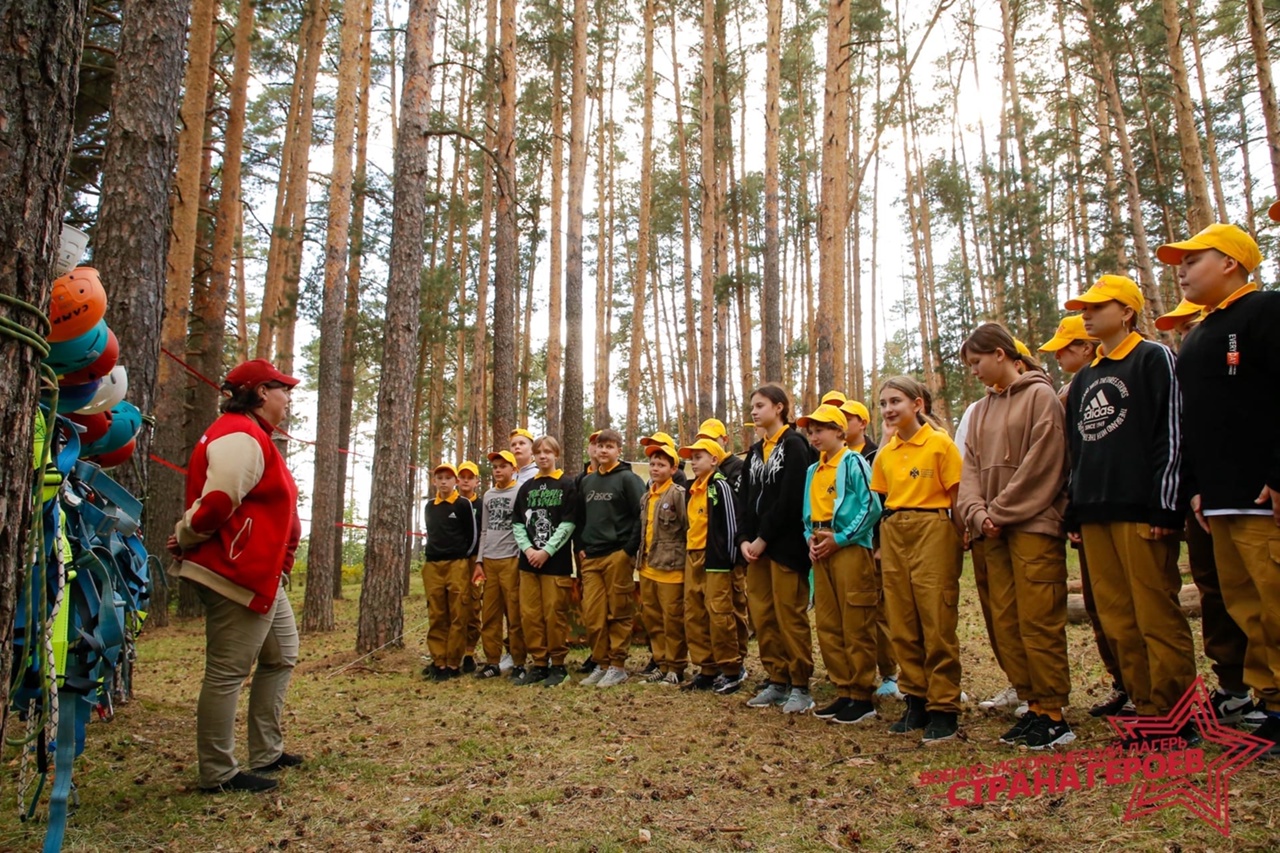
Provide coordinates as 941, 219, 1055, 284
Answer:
581, 666, 606, 686
1013, 701, 1029, 718
781, 688, 815, 714
499, 652, 514, 674
746, 682, 790, 708
596, 666, 629, 688
660, 671, 681, 686
978, 685, 1019, 712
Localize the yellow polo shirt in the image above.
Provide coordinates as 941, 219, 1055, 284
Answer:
1090, 330, 1143, 366
686, 474, 710, 551
809, 447, 846, 523
870, 422, 962, 510
762, 424, 788, 463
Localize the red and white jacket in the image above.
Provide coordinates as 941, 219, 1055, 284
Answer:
172, 412, 301, 613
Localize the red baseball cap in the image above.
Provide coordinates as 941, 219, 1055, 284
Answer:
224, 359, 300, 389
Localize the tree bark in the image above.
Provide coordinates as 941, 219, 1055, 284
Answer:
761, 0, 782, 385
671, 12, 698, 438
1185, 0, 1228, 222
1159, 0, 1212, 232
0, 0, 87, 746
625, 0, 656, 453
561, 0, 588, 472
305, 0, 367, 634
545, 42, 565, 440
356, 0, 439, 654
1245, 0, 1280, 195
491, 0, 518, 443
697, 0, 716, 422
817, 0, 850, 394
93, 0, 186, 624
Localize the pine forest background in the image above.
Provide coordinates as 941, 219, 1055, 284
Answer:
55, 0, 1280, 646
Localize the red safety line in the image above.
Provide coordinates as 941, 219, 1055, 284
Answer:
160, 348, 223, 391
149, 453, 187, 476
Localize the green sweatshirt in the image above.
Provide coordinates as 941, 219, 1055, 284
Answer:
573, 460, 647, 557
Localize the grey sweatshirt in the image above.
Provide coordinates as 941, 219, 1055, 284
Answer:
478, 481, 522, 560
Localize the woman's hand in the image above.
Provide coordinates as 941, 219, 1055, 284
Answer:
166, 535, 183, 559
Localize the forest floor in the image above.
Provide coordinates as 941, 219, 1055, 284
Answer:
4, 565, 1279, 852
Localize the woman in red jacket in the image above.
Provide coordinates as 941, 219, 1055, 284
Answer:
167, 359, 303, 793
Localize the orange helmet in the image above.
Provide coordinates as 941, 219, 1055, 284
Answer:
48, 267, 107, 343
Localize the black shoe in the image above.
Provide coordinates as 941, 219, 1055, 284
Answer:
199, 771, 279, 794
475, 664, 502, 679
833, 700, 877, 725
1250, 716, 1280, 758
680, 673, 718, 692
814, 697, 853, 720
712, 669, 747, 695
1115, 718, 1201, 750
423, 664, 441, 681
640, 658, 659, 676
434, 667, 461, 682
541, 665, 569, 688
999, 712, 1041, 745
1210, 689, 1255, 725
578, 657, 598, 674
890, 695, 928, 734
1089, 687, 1129, 717
515, 665, 549, 686
252, 752, 304, 773
462, 655, 476, 674
922, 711, 959, 745
508, 665, 526, 683
1023, 715, 1076, 750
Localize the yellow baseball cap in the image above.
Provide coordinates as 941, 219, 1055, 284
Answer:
679, 438, 727, 462
1038, 315, 1096, 352
796, 403, 848, 431
509, 427, 535, 441
696, 418, 727, 440
432, 462, 458, 477
639, 431, 676, 447
1270, 200, 1280, 222
1064, 275, 1143, 313
839, 400, 870, 422
1156, 223, 1262, 272
1013, 338, 1032, 358
820, 389, 847, 407
644, 442, 679, 465
458, 461, 480, 477
1154, 298, 1205, 332
588, 429, 602, 443
487, 450, 517, 466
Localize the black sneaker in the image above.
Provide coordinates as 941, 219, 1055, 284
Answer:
541, 665, 569, 688
1114, 719, 1201, 750
1250, 716, 1280, 758
462, 655, 477, 674
515, 665, 549, 686
681, 673, 718, 692
199, 772, 278, 794
712, 669, 747, 695
814, 697, 853, 720
890, 695, 928, 734
252, 752, 304, 773
475, 664, 502, 679
832, 700, 877, 725
640, 658, 659, 677
1023, 715, 1076, 750
423, 664, 441, 681
1210, 689, 1255, 726
578, 657, 598, 674
999, 712, 1041, 745
1089, 687, 1129, 717
508, 665, 526, 683
437, 667, 461, 681
922, 711, 959, 745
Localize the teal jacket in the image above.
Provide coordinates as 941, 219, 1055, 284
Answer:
802, 449, 881, 550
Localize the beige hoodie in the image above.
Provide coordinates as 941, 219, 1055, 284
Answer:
957, 370, 1069, 538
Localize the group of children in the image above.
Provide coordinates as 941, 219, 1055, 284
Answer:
419, 208, 1280, 756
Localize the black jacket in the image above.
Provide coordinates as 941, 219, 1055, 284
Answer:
574, 460, 647, 557
1176, 289, 1280, 510
1065, 335, 1184, 530
513, 474, 577, 576
718, 452, 745, 501
857, 435, 880, 466
738, 426, 815, 572
423, 495, 479, 561
701, 471, 741, 572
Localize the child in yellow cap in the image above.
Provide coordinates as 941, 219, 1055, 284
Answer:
1159, 224, 1280, 750
799, 404, 882, 725
635, 441, 688, 684
510, 428, 538, 484
423, 463, 479, 681
1062, 275, 1197, 745
695, 417, 749, 664
456, 461, 483, 671
474, 452, 525, 679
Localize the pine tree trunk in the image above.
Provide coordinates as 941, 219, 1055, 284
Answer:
561, 0, 589, 473
592, 32, 611, 431
545, 45, 565, 440
626, 0, 656, 453
333, 0, 377, 599
304, 0, 367, 634
817, 0, 850, 394
761, 0, 783, 384
93, 0, 186, 624
491, 0, 518, 442
1185, 0, 1228, 221
671, 12, 698, 438
356, 0, 440, 654
1245, 0, 1280, 194
697, 0, 716, 421
0, 0, 88, 744
1159, 0, 1212, 231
